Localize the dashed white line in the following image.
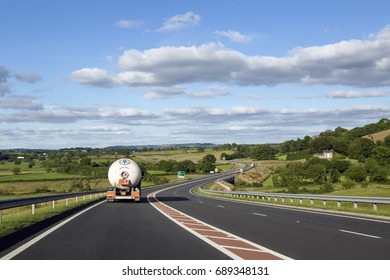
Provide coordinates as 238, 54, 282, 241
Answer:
253, 212, 267, 217
217, 205, 225, 208
339, 229, 382, 239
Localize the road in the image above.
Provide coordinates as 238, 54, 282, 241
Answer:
1, 172, 390, 260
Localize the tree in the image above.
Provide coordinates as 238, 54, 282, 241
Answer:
198, 160, 215, 173
331, 137, 349, 156
158, 160, 176, 173
330, 159, 351, 174
12, 167, 21, 175
197, 154, 217, 173
79, 156, 91, 166
370, 166, 388, 183
177, 160, 196, 173
372, 146, 390, 165
309, 136, 332, 153
250, 145, 277, 160
385, 135, 390, 148
345, 165, 367, 182
306, 164, 326, 184
203, 154, 216, 164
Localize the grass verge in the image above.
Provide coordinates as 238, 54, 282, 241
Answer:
0, 194, 105, 238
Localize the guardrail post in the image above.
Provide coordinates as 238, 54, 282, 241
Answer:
310, 199, 314, 205
290, 198, 293, 204
32, 204, 35, 215
354, 202, 358, 209
337, 201, 341, 208
282, 197, 285, 203
300, 198, 303, 205
323, 200, 327, 206
373, 203, 378, 211
52, 200, 55, 209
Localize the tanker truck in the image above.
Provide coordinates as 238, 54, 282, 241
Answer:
106, 158, 142, 202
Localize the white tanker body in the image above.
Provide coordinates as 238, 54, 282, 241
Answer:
106, 158, 142, 202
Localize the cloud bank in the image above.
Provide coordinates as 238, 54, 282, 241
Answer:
72, 26, 390, 89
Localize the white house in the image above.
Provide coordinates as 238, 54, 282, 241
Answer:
313, 150, 333, 159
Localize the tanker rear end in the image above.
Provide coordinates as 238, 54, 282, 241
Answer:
106, 158, 142, 202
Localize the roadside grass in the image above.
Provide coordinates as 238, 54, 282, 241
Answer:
196, 184, 390, 217
0, 179, 107, 199
0, 172, 85, 182
132, 148, 233, 163
0, 195, 104, 237
216, 162, 236, 171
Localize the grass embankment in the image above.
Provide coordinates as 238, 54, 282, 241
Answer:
201, 159, 390, 217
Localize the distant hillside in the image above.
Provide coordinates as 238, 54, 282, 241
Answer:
345, 118, 390, 139
364, 129, 390, 142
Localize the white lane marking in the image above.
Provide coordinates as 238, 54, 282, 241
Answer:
204, 235, 237, 240
198, 201, 204, 204
223, 245, 264, 252
148, 190, 292, 260
1, 200, 106, 260
217, 205, 225, 208
339, 229, 382, 239
253, 212, 267, 217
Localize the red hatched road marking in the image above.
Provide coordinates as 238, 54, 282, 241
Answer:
147, 191, 291, 260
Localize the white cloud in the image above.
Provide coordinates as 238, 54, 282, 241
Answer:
162, 105, 389, 128
114, 19, 143, 29
145, 85, 230, 99
15, 72, 42, 83
72, 26, 390, 88
0, 65, 10, 94
0, 95, 44, 110
214, 30, 252, 43
0, 106, 156, 124
326, 90, 390, 98
157, 11, 200, 32
71, 67, 116, 88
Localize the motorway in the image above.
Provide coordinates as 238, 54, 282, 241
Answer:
1, 171, 390, 260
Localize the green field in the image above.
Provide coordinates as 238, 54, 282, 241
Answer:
0, 148, 236, 198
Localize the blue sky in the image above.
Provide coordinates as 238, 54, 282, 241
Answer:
1, 0, 390, 149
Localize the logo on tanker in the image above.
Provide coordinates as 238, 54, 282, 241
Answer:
119, 159, 131, 165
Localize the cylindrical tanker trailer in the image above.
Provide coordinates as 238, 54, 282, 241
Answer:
106, 158, 142, 202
